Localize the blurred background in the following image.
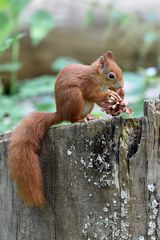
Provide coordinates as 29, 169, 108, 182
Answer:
0, 0, 160, 132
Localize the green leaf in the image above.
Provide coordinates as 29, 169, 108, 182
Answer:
0, 11, 12, 42
146, 12, 157, 22
0, 80, 3, 95
0, 95, 23, 131
0, 33, 25, 54
144, 32, 157, 44
15, 32, 25, 40
10, 0, 30, 18
124, 72, 147, 95
129, 100, 144, 118
0, 38, 13, 53
84, 9, 96, 27
0, 62, 21, 72
111, 10, 131, 25
51, 57, 81, 72
30, 10, 55, 45
18, 75, 55, 98
52, 121, 71, 128
36, 102, 55, 112
0, 0, 10, 10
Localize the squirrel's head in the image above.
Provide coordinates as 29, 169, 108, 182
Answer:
97, 51, 124, 90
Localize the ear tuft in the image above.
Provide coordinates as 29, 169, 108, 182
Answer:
106, 51, 114, 60
99, 53, 106, 64
99, 53, 106, 69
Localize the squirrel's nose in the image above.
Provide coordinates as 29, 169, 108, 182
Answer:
114, 81, 123, 89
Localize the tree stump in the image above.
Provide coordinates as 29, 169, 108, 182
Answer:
0, 99, 160, 240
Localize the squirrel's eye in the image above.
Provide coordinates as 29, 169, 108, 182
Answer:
108, 72, 116, 80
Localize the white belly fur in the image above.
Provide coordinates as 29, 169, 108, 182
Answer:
81, 101, 94, 117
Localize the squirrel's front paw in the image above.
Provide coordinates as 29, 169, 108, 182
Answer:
101, 92, 133, 116
106, 90, 121, 101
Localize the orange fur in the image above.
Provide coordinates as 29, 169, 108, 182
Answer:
8, 112, 61, 207
8, 51, 124, 207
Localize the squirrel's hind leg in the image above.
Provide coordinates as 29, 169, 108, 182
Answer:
56, 87, 85, 123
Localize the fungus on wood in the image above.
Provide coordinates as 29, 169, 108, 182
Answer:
0, 99, 160, 240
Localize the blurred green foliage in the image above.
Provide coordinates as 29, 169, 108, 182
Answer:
51, 57, 81, 73
0, 57, 159, 132
0, 0, 30, 94
0, 0, 29, 52
0, 62, 21, 72
30, 10, 56, 45
0, 75, 55, 131
0, 0, 55, 51
85, 0, 160, 70
0, 0, 56, 95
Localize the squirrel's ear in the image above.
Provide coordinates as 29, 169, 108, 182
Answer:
98, 51, 114, 72
106, 51, 114, 60
99, 53, 107, 70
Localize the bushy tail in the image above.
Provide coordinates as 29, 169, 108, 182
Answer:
8, 112, 61, 207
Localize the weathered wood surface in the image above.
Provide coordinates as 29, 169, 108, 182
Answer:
0, 99, 160, 240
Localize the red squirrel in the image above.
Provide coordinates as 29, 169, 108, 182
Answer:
8, 51, 124, 207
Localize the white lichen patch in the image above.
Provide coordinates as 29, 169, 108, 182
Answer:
120, 189, 130, 239
149, 221, 156, 229
77, 132, 120, 191
67, 149, 72, 156
121, 190, 128, 199
81, 157, 87, 167
147, 183, 159, 240
89, 140, 93, 146
151, 236, 156, 240
67, 144, 76, 156
103, 207, 108, 213
148, 184, 156, 192
138, 236, 145, 240
79, 149, 114, 188
151, 199, 159, 208
82, 192, 131, 240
